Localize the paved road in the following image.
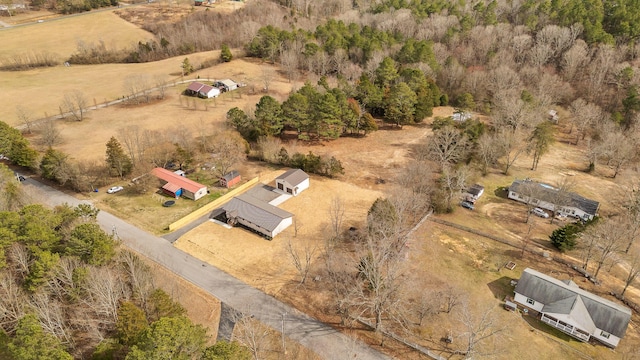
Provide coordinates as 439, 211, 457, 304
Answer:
24, 179, 391, 360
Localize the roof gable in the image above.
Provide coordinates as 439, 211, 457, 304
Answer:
221, 170, 240, 182
516, 268, 631, 337
187, 82, 205, 92
276, 169, 309, 187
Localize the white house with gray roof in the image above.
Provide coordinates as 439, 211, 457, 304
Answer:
220, 193, 293, 239
508, 179, 600, 220
275, 169, 309, 196
514, 268, 631, 348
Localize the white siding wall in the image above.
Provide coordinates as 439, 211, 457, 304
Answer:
271, 217, 293, 237
296, 178, 310, 195
514, 292, 545, 312
592, 330, 621, 348
193, 187, 207, 200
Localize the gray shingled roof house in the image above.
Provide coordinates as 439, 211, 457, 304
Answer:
514, 268, 631, 348
508, 179, 600, 220
275, 169, 309, 196
220, 194, 293, 239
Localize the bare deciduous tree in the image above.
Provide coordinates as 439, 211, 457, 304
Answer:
601, 129, 637, 178
38, 119, 63, 148
260, 66, 275, 93
82, 266, 129, 327
592, 220, 626, 279
232, 310, 273, 360
118, 250, 154, 307
456, 303, 503, 359
0, 273, 26, 333
621, 250, 640, 298
30, 293, 73, 345
497, 127, 529, 175
118, 125, 145, 166
569, 98, 604, 145
439, 165, 471, 212
520, 223, 535, 257
284, 237, 317, 285
16, 105, 34, 134
476, 132, 501, 176
62, 90, 88, 121
423, 125, 469, 169
329, 196, 345, 241
562, 39, 589, 82
210, 131, 247, 177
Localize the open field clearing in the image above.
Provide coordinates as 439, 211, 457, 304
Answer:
0, 50, 229, 125
174, 169, 384, 295
0, 10, 153, 61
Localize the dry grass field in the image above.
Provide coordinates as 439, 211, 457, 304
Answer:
0, 10, 153, 61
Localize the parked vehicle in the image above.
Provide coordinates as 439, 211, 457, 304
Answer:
107, 186, 124, 194
555, 213, 567, 221
460, 201, 475, 210
531, 207, 549, 218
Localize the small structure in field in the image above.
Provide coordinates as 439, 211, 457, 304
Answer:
275, 169, 309, 196
463, 183, 484, 203
514, 268, 631, 348
452, 110, 472, 122
214, 79, 238, 92
184, 82, 220, 98
220, 170, 241, 188
151, 167, 208, 201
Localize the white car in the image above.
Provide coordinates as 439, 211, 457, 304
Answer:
107, 186, 124, 194
531, 207, 549, 218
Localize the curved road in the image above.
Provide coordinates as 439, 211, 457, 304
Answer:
24, 178, 391, 360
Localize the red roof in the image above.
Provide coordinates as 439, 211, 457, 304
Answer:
152, 168, 206, 193
187, 82, 205, 92
162, 182, 181, 194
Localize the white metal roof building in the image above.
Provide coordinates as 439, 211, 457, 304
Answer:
221, 194, 293, 239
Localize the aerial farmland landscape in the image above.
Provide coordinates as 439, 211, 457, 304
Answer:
1, 0, 640, 359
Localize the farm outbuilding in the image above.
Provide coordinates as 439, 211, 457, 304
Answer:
220, 170, 241, 188
214, 79, 238, 92
464, 184, 484, 203
275, 169, 309, 196
151, 167, 208, 201
185, 82, 220, 98
219, 193, 293, 239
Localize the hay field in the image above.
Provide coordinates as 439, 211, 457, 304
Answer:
0, 51, 223, 126
0, 10, 153, 60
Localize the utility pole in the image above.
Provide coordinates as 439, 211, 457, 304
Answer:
281, 312, 287, 357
